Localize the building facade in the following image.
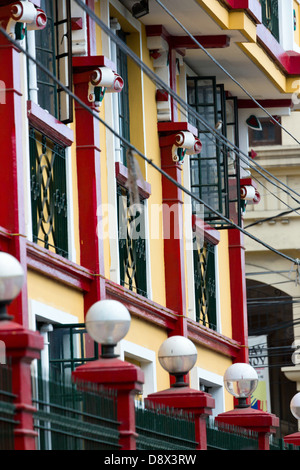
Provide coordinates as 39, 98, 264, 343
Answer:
0, 0, 300, 448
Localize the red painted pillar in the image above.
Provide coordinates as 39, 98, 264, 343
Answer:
147, 386, 215, 450
73, 66, 107, 314
159, 124, 197, 337
0, 320, 43, 450
73, 357, 144, 450
0, 24, 29, 327
228, 228, 249, 363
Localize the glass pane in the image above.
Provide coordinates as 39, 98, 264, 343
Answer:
35, 0, 58, 117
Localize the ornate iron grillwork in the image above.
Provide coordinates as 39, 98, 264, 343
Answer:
261, 0, 279, 42
117, 185, 147, 297
29, 127, 68, 258
193, 239, 217, 330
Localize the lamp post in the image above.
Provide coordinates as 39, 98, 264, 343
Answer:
147, 335, 215, 450
0, 252, 24, 321
0, 251, 43, 450
283, 392, 300, 447
72, 299, 144, 450
216, 363, 279, 450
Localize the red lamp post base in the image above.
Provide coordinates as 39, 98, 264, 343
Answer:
73, 357, 144, 450
147, 386, 215, 450
0, 320, 44, 450
284, 431, 300, 447
216, 406, 279, 450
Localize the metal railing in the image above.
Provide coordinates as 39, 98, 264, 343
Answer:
207, 418, 259, 450
0, 364, 16, 450
32, 375, 120, 450
135, 401, 198, 450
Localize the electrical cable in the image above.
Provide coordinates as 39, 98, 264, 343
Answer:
247, 280, 298, 290
0, 24, 299, 265
151, 0, 300, 212
74, 0, 300, 208
153, 0, 300, 147
245, 205, 300, 228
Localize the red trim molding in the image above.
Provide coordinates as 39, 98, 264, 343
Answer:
192, 215, 220, 246
146, 25, 231, 50
115, 161, 151, 200
221, 0, 262, 23
238, 98, 293, 109
105, 278, 178, 331
158, 121, 198, 136
188, 319, 240, 358
73, 55, 117, 74
171, 35, 230, 50
256, 23, 300, 76
26, 241, 94, 292
106, 277, 242, 357
27, 100, 74, 147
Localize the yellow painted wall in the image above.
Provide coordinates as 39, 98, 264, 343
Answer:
125, 316, 170, 391
27, 270, 84, 322
217, 231, 232, 339
103, 4, 166, 307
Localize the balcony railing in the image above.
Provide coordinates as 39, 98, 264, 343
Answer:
0, 364, 16, 450
261, 0, 280, 41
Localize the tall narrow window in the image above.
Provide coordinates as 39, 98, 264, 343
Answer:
29, 127, 69, 258
261, 0, 279, 42
193, 239, 217, 330
116, 30, 130, 166
35, 0, 73, 123
187, 76, 241, 227
117, 184, 147, 298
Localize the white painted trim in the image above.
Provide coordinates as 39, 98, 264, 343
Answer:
214, 245, 222, 334
183, 152, 196, 322
65, 145, 77, 262
117, 339, 157, 397
109, 0, 142, 32
103, 2, 152, 298
190, 366, 225, 416
29, 299, 79, 331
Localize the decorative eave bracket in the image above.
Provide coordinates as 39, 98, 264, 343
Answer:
73, 56, 124, 108
0, 0, 47, 40
240, 177, 261, 206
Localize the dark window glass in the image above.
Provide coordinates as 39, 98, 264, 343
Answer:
35, 0, 73, 123
248, 117, 281, 147
187, 77, 241, 227
117, 30, 130, 166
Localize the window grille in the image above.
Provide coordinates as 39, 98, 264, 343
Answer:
117, 184, 147, 298
29, 127, 69, 258
35, 0, 73, 123
187, 77, 241, 227
193, 239, 217, 330
261, 0, 279, 42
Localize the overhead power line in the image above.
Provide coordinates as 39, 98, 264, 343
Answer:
0, 19, 299, 265
153, 0, 300, 147
74, 0, 300, 209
